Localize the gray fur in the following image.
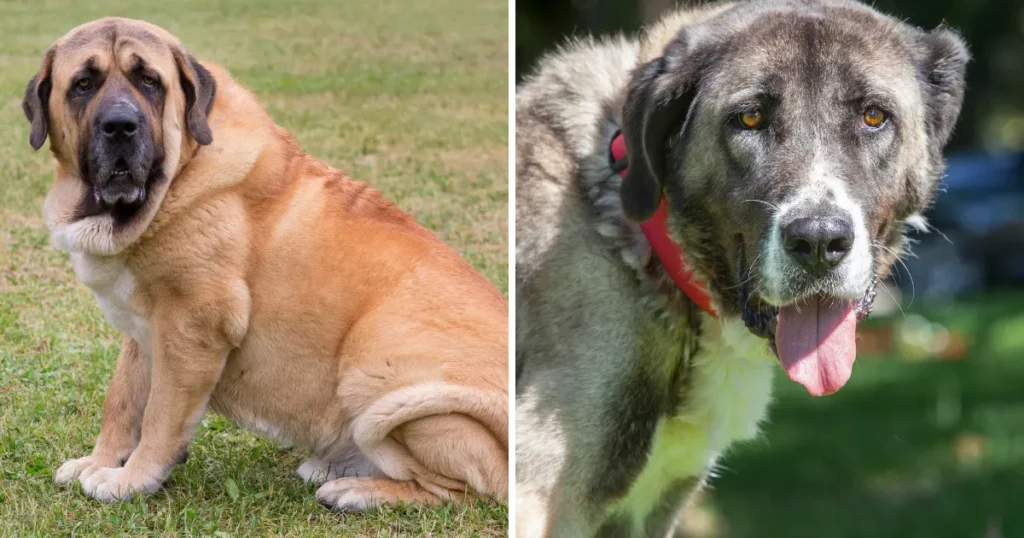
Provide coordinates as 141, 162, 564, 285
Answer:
515, 1, 967, 536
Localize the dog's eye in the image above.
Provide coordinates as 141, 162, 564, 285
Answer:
141, 75, 158, 87
74, 78, 92, 91
738, 109, 764, 130
862, 106, 886, 128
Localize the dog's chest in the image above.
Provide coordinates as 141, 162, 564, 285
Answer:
71, 253, 151, 354
613, 316, 775, 532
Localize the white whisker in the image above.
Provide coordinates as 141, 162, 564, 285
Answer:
872, 241, 915, 309
743, 199, 781, 211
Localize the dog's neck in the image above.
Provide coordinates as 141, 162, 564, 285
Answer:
608, 131, 716, 317
579, 121, 715, 320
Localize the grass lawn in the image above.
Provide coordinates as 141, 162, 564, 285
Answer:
0, 0, 508, 536
686, 291, 1024, 538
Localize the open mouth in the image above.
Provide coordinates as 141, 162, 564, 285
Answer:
736, 247, 877, 397
110, 159, 132, 178
79, 157, 160, 223
93, 167, 147, 207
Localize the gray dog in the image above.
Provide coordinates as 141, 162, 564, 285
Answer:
515, 1, 967, 536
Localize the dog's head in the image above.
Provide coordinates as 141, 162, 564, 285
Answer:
621, 0, 967, 395
24, 18, 216, 253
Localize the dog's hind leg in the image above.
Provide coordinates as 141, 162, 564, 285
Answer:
315, 414, 506, 512
316, 477, 443, 512
397, 413, 507, 500
335, 382, 508, 510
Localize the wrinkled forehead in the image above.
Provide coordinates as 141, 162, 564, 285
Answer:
51, 20, 178, 85
705, 8, 921, 111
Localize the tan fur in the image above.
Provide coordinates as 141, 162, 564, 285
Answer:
37, 18, 507, 508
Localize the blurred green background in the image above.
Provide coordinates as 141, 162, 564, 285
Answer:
518, 0, 1024, 537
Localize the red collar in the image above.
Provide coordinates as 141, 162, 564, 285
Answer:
610, 132, 717, 317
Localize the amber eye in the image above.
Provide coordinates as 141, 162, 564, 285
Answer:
738, 108, 763, 130
141, 75, 158, 87
863, 106, 886, 128
75, 78, 92, 90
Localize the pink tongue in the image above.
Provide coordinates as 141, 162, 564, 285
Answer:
775, 296, 857, 396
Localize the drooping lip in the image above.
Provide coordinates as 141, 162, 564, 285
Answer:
93, 183, 146, 206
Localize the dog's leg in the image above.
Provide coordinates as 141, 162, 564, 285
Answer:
55, 335, 150, 485
79, 306, 237, 502
316, 477, 444, 512
315, 414, 507, 512
398, 414, 507, 501
343, 383, 508, 511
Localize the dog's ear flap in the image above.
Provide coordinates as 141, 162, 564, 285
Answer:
918, 26, 969, 147
620, 39, 701, 222
22, 47, 55, 151
174, 50, 217, 146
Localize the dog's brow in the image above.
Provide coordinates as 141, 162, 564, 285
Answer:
842, 89, 899, 111
72, 57, 102, 79
728, 90, 766, 104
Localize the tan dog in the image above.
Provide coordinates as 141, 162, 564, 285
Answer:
24, 18, 508, 510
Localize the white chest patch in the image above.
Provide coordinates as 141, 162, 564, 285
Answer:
71, 253, 151, 355
616, 315, 775, 530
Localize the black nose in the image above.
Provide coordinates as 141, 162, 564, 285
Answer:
99, 109, 139, 140
782, 215, 855, 274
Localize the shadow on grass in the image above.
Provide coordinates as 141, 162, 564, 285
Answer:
699, 291, 1024, 538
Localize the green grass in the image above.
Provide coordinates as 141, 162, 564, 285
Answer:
0, 0, 507, 536
685, 291, 1024, 538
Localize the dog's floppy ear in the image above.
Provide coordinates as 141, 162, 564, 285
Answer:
621, 38, 702, 222
22, 47, 55, 151
173, 49, 217, 146
917, 26, 969, 147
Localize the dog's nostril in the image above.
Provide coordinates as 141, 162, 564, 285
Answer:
790, 238, 813, 258
826, 236, 853, 254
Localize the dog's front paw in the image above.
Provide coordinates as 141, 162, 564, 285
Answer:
55, 456, 109, 485
80, 466, 163, 503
